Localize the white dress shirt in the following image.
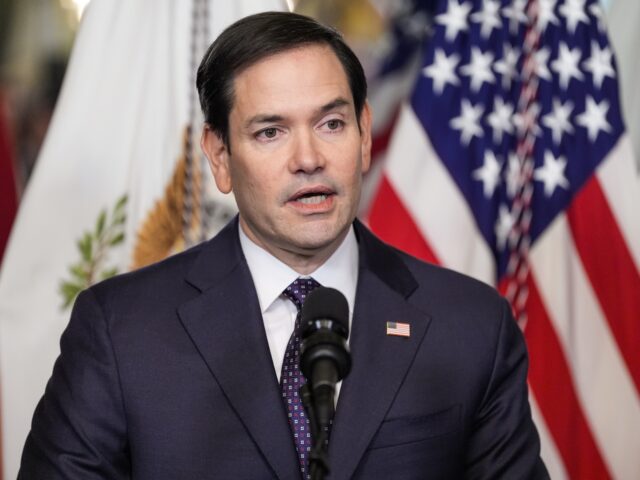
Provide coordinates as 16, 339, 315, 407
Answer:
238, 223, 359, 399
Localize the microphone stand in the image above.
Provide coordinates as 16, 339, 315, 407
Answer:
298, 287, 351, 479
301, 384, 332, 480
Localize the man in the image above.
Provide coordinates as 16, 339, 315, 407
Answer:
19, 12, 548, 479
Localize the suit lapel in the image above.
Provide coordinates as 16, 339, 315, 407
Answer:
177, 219, 300, 480
327, 223, 433, 479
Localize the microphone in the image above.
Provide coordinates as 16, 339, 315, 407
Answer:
300, 287, 351, 433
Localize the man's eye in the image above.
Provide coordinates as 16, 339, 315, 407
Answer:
256, 127, 279, 140
264, 128, 278, 138
322, 119, 344, 132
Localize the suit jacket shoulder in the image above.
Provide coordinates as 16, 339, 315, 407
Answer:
355, 218, 507, 329
89, 218, 241, 314
19, 217, 306, 480
341, 220, 548, 479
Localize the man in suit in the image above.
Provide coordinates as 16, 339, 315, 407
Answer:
20, 11, 548, 479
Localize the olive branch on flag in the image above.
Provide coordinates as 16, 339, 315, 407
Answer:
59, 195, 127, 309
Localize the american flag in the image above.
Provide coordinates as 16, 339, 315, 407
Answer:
386, 321, 412, 337
368, 0, 640, 478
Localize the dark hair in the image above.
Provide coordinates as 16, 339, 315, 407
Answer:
196, 11, 367, 149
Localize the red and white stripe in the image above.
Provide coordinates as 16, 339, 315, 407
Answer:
368, 104, 640, 479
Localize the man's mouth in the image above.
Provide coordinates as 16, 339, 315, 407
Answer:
290, 186, 334, 201
288, 186, 335, 211
297, 193, 329, 205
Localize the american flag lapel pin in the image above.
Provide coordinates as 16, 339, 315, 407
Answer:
386, 321, 410, 338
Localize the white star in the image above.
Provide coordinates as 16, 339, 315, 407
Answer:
583, 41, 615, 89
513, 103, 542, 137
470, 0, 502, 39
495, 204, 515, 250
576, 96, 612, 142
473, 151, 502, 197
551, 42, 584, 90
436, 0, 472, 42
537, 0, 560, 32
450, 99, 484, 145
534, 47, 552, 82
559, 0, 589, 35
423, 49, 460, 94
542, 98, 574, 145
505, 153, 522, 198
534, 151, 570, 196
494, 44, 520, 90
487, 97, 515, 143
589, 3, 606, 33
460, 47, 495, 92
503, 0, 528, 35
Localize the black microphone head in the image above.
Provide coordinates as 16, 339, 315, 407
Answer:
300, 286, 351, 383
300, 287, 349, 339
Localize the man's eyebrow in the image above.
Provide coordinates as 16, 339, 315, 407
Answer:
244, 114, 285, 129
318, 97, 351, 114
243, 98, 352, 129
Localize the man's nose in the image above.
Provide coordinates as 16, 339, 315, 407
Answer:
290, 129, 325, 174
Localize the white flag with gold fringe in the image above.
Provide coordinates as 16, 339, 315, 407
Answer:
0, 1, 284, 477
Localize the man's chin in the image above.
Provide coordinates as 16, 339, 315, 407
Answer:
284, 223, 350, 254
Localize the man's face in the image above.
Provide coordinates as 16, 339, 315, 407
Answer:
203, 44, 371, 268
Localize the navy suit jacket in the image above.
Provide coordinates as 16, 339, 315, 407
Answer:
20, 218, 548, 479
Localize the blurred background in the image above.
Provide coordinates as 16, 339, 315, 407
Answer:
1, 1, 639, 479
1, 0, 79, 194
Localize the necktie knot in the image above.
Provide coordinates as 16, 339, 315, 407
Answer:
283, 277, 321, 312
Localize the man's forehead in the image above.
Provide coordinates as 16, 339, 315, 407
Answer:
229, 44, 354, 119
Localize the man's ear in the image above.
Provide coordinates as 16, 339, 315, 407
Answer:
359, 101, 373, 173
201, 126, 232, 194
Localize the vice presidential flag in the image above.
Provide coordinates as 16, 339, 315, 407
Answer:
369, 1, 640, 478
0, 1, 283, 478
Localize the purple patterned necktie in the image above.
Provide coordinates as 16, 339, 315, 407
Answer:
281, 277, 321, 479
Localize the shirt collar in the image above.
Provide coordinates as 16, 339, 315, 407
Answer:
238, 223, 359, 317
